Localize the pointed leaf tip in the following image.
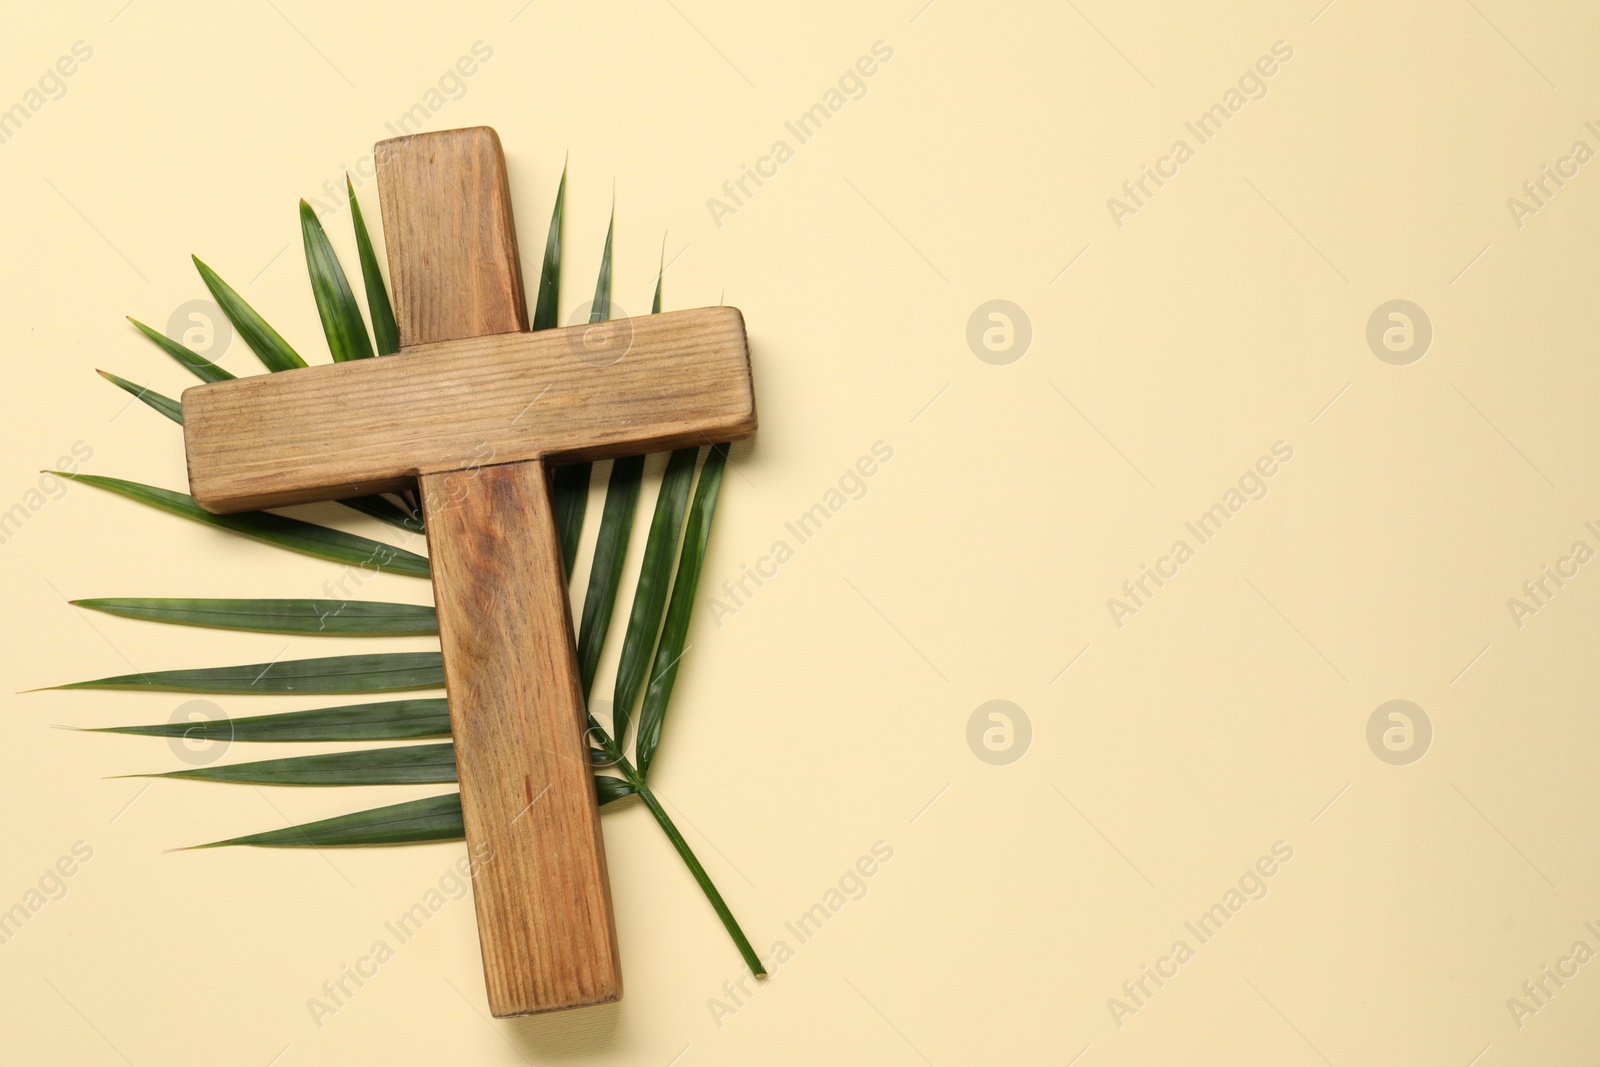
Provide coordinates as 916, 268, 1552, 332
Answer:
191, 255, 306, 372
532, 167, 566, 333
96, 369, 183, 424
128, 317, 234, 383
301, 197, 376, 362
347, 179, 399, 355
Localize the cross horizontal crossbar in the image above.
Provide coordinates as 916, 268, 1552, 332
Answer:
181, 306, 755, 513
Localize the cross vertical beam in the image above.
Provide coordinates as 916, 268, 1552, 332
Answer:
378, 127, 621, 1015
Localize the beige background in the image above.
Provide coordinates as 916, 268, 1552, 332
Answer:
3, 0, 1598, 1063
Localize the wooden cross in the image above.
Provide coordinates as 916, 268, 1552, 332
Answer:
178, 127, 757, 1016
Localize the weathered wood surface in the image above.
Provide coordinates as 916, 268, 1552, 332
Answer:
182, 306, 754, 512
375, 125, 528, 343
422, 460, 622, 1015
382, 128, 621, 1017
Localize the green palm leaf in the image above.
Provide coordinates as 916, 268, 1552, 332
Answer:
650, 244, 666, 317
54, 473, 429, 577
552, 192, 609, 575
192, 256, 307, 372
92, 698, 449, 742
575, 456, 643, 695
97, 370, 181, 423
611, 447, 697, 743
595, 775, 636, 805
195, 792, 464, 848
348, 177, 399, 355
591, 208, 615, 323
48, 651, 442, 694
531, 163, 565, 331
553, 474, 591, 579
636, 444, 726, 777
127, 317, 234, 382
574, 257, 666, 696
71, 597, 437, 636
299, 200, 374, 362
141, 742, 457, 786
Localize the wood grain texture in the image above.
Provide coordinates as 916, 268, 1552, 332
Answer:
181, 307, 755, 512
378, 127, 619, 1017
375, 127, 528, 343
423, 461, 621, 1015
